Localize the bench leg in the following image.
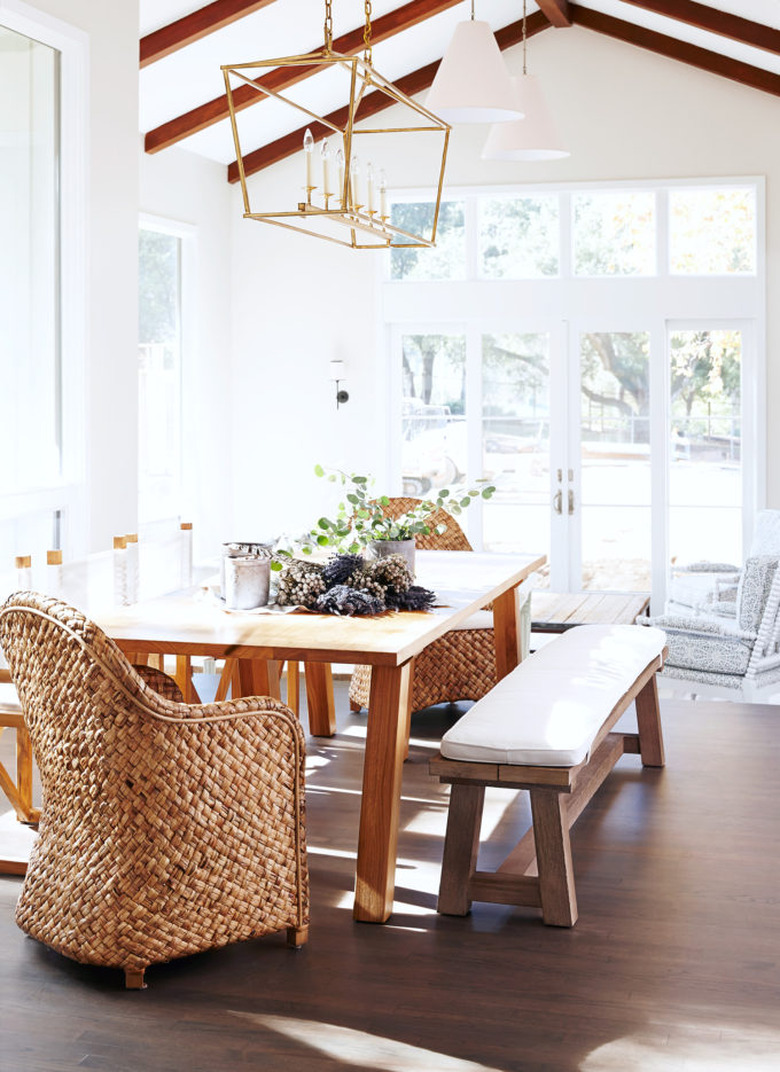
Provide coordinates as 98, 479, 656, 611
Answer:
635, 674, 665, 768
529, 789, 577, 927
437, 783, 485, 916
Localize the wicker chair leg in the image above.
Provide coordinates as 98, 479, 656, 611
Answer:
349, 699, 362, 712
287, 925, 309, 948
124, 968, 147, 990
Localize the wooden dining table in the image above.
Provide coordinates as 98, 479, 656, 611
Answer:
95, 549, 545, 923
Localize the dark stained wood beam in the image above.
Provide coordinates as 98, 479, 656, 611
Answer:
228, 11, 551, 181
570, 5, 780, 97
618, 0, 780, 56
536, 0, 572, 28
140, 0, 276, 68
145, 0, 465, 153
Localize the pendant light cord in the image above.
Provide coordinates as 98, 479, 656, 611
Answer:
522, 0, 527, 75
470, 0, 475, 20
324, 0, 333, 51
364, 0, 373, 63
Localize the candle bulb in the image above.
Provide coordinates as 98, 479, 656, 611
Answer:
321, 139, 332, 199
350, 154, 361, 210
379, 169, 388, 219
367, 162, 375, 214
336, 148, 345, 207
303, 128, 314, 190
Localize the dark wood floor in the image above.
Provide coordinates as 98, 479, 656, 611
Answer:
1, 686, 779, 1071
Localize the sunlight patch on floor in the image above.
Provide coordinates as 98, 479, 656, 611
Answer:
230, 1012, 504, 1072
580, 1021, 780, 1071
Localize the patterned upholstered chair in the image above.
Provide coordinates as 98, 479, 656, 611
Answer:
0, 591, 308, 989
642, 554, 780, 699
667, 509, 780, 617
349, 497, 534, 714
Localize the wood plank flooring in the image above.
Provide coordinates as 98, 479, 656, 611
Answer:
1, 686, 779, 1071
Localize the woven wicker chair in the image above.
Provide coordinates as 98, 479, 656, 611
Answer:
0, 591, 308, 990
349, 496, 502, 712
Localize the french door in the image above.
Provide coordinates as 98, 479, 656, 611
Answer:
393, 319, 754, 608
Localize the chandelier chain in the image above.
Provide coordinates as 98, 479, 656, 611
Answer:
364, 0, 373, 63
522, 0, 527, 76
324, 0, 333, 50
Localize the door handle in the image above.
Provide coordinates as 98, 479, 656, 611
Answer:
554, 490, 562, 515
568, 489, 575, 515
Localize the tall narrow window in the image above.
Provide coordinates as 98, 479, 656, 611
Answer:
669, 328, 742, 567
0, 26, 61, 565
138, 226, 183, 524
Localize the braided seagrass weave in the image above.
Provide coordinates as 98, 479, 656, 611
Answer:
0, 591, 308, 990
349, 498, 499, 711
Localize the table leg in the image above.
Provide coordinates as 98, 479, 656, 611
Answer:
235, 658, 282, 700
353, 662, 412, 923
303, 662, 337, 737
492, 585, 522, 679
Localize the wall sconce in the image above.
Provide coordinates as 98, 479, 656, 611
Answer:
329, 360, 349, 408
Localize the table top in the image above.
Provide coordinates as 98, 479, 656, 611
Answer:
96, 551, 546, 667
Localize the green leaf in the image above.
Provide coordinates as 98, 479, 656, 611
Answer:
270, 560, 283, 572
460, 497, 471, 507
317, 534, 330, 546
468, 489, 479, 497
314, 464, 325, 477
481, 487, 495, 499
318, 518, 331, 530
347, 493, 359, 504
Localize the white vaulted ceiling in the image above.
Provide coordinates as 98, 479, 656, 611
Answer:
138, 1, 780, 179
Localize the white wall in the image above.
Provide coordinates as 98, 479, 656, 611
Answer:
140, 143, 234, 560
229, 154, 386, 540
228, 23, 780, 534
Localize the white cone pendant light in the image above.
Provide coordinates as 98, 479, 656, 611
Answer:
427, 12, 523, 124
482, 74, 569, 161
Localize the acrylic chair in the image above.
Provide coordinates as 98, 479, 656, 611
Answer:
349, 496, 534, 714
642, 554, 780, 700
0, 590, 309, 989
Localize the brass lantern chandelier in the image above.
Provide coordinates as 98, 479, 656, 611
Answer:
222, 0, 451, 250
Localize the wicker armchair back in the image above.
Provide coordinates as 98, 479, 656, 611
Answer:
0, 591, 308, 989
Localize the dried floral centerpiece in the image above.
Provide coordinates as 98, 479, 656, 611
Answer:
270, 466, 495, 616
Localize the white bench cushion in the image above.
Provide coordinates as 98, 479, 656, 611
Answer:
440, 624, 666, 768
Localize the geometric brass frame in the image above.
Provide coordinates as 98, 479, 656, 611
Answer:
222, 48, 451, 250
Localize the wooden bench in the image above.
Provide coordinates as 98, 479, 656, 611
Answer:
429, 624, 666, 927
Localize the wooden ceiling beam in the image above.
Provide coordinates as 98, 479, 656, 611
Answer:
536, 1, 572, 28
145, 0, 465, 153
140, 0, 276, 68
228, 11, 551, 181
570, 5, 780, 97
617, 0, 780, 56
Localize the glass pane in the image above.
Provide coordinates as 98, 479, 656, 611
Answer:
669, 328, 742, 566
390, 201, 466, 281
580, 332, 651, 591
0, 28, 60, 493
478, 195, 559, 278
138, 229, 182, 524
670, 187, 756, 275
573, 191, 655, 276
481, 333, 550, 556
401, 334, 466, 493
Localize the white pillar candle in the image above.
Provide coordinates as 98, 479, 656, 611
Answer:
335, 148, 345, 205
350, 155, 361, 209
366, 162, 375, 214
321, 139, 331, 197
379, 169, 388, 218
303, 128, 314, 188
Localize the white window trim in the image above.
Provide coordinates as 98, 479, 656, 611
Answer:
382, 177, 767, 599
